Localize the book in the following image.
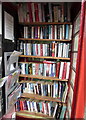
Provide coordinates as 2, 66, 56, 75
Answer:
59, 105, 66, 119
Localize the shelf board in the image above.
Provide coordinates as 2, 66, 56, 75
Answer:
19, 38, 71, 42
19, 74, 68, 81
19, 55, 70, 60
21, 93, 65, 104
16, 111, 54, 119
19, 22, 72, 25
19, 61, 42, 64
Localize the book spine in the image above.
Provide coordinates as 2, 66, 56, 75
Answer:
56, 62, 60, 78
34, 3, 39, 22
66, 62, 70, 79
38, 3, 42, 22
31, 3, 35, 22
59, 62, 64, 79
48, 3, 53, 22
28, 3, 33, 22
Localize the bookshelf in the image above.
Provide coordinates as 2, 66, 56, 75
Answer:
16, 2, 72, 119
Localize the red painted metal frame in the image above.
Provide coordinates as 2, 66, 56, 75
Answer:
71, 0, 85, 118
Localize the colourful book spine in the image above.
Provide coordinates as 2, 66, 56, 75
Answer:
34, 3, 39, 22
28, 3, 33, 22
65, 24, 69, 39
59, 105, 66, 119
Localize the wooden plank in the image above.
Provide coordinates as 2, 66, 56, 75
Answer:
21, 93, 65, 104
19, 61, 42, 64
16, 111, 54, 119
19, 55, 70, 60
19, 38, 72, 42
19, 74, 68, 81
19, 22, 72, 25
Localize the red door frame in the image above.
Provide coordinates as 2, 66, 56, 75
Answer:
71, 0, 86, 118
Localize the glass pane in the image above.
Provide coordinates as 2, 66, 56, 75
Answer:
70, 69, 76, 88
72, 53, 78, 70
73, 34, 79, 52
74, 14, 80, 34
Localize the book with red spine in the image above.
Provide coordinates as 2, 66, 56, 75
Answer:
56, 62, 60, 78
34, 3, 39, 22
20, 100, 24, 111
62, 62, 67, 79
52, 43, 55, 57
40, 44, 43, 56
42, 102, 44, 113
35, 63, 39, 75
27, 3, 33, 22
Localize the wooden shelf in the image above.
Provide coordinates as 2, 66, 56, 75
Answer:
19, 74, 68, 81
19, 61, 43, 64
19, 55, 70, 60
19, 38, 71, 42
16, 111, 54, 119
21, 93, 65, 104
19, 22, 72, 26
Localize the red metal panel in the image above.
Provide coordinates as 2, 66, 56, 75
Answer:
71, 0, 86, 118
75, 1, 86, 117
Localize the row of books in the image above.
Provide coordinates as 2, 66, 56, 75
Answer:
23, 25, 72, 40
20, 42, 71, 58
15, 99, 66, 119
18, 3, 71, 23
20, 61, 70, 79
21, 81, 68, 102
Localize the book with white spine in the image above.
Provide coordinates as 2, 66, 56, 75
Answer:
27, 101, 30, 111
21, 63, 25, 74
62, 25, 65, 39
60, 25, 63, 40
34, 101, 38, 113
43, 63, 47, 76
38, 44, 41, 56
31, 26, 34, 39
66, 62, 70, 79
38, 3, 42, 22
53, 104, 58, 118
54, 25, 57, 39
30, 101, 34, 112
44, 102, 47, 115
62, 43, 66, 58
69, 25, 72, 40
41, 83, 43, 96
43, 44, 45, 56
48, 84, 50, 96
48, 102, 51, 116
40, 27, 43, 39
32, 63, 35, 75
58, 43, 63, 57
31, 3, 35, 22
59, 62, 64, 79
